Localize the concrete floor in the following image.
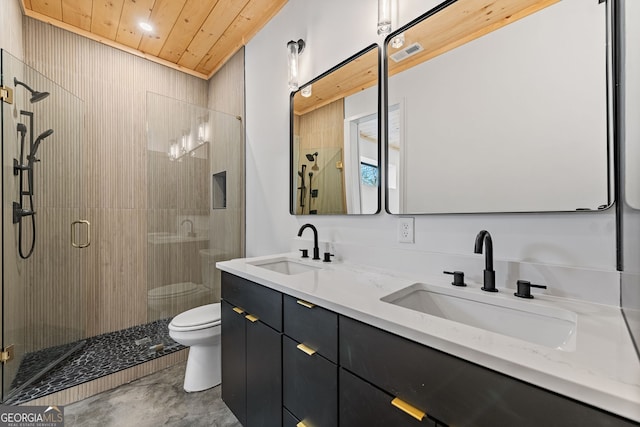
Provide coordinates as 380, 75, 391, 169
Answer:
64, 362, 241, 427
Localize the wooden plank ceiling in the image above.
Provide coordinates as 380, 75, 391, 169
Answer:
21, 0, 288, 79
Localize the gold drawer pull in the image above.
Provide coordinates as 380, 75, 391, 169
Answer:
245, 314, 259, 323
296, 343, 316, 356
296, 299, 315, 309
391, 397, 426, 421
232, 307, 245, 314
296, 422, 307, 427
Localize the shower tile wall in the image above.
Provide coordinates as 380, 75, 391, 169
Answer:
22, 17, 209, 337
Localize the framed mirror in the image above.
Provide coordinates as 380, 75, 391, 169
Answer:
290, 44, 380, 215
384, 0, 613, 214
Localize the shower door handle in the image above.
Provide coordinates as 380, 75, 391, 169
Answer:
71, 220, 91, 248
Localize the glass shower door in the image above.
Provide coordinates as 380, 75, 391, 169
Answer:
1, 50, 85, 402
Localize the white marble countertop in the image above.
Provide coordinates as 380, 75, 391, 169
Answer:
217, 253, 640, 422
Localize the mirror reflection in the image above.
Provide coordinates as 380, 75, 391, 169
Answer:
385, 0, 612, 214
291, 45, 380, 215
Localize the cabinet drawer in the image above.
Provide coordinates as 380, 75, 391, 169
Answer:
340, 368, 436, 427
222, 271, 282, 331
339, 316, 635, 427
283, 335, 338, 427
283, 294, 338, 363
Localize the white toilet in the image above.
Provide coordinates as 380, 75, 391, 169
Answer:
168, 303, 222, 392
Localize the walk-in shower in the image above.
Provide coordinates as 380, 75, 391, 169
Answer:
1, 50, 86, 403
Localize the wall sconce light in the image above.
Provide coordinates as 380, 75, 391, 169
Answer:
301, 84, 312, 98
287, 39, 305, 91
377, 0, 392, 35
197, 116, 208, 145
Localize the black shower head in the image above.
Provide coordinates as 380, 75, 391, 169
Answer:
305, 152, 318, 162
14, 77, 50, 103
30, 129, 53, 159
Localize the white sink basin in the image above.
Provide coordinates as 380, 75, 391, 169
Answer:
381, 283, 577, 351
248, 258, 323, 275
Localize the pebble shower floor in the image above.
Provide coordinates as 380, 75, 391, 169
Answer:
5, 318, 184, 404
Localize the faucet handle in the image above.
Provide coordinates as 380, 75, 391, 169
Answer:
514, 280, 547, 299
443, 271, 466, 287
323, 252, 334, 263
299, 249, 309, 258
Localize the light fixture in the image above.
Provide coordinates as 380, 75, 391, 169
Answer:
377, 0, 392, 35
197, 117, 208, 145
389, 0, 404, 48
287, 39, 305, 91
301, 84, 312, 98
139, 22, 153, 32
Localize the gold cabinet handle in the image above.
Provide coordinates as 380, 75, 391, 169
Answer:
232, 307, 245, 314
71, 220, 91, 248
296, 299, 315, 309
296, 422, 307, 427
391, 397, 426, 421
296, 343, 316, 356
245, 314, 259, 323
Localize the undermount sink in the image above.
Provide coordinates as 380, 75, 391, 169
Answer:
248, 258, 323, 275
381, 282, 577, 351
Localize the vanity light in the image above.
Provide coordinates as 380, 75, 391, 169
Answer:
301, 84, 312, 98
287, 39, 305, 91
377, 0, 392, 35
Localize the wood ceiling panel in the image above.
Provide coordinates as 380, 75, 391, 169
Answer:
155, 0, 218, 63
138, 0, 188, 56
114, 0, 154, 48
30, 0, 63, 21
61, 0, 92, 31
90, 0, 125, 40
195, 0, 287, 76
177, 0, 250, 70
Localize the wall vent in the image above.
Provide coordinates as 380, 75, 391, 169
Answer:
390, 42, 424, 63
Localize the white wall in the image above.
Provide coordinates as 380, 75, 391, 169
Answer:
0, 0, 24, 60
245, 0, 617, 271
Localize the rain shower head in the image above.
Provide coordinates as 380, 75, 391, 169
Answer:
14, 77, 50, 103
305, 152, 318, 162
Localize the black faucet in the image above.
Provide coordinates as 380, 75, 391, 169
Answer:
474, 230, 497, 292
298, 223, 320, 260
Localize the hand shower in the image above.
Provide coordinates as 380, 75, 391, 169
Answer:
29, 129, 54, 163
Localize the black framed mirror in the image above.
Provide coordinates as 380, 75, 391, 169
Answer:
290, 44, 381, 215
384, 0, 614, 214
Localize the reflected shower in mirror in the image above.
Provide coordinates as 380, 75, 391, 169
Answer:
385, 0, 613, 214
291, 44, 380, 215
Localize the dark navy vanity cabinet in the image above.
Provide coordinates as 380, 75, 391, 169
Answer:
221, 272, 283, 427
221, 272, 636, 427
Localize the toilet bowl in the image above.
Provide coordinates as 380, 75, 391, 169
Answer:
168, 303, 221, 392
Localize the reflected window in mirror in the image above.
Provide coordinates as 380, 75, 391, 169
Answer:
291, 44, 381, 215
384, 0, 613, 214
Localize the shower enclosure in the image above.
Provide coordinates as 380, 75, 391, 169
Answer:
1, 50, 86, 401
146, 93, 243, 323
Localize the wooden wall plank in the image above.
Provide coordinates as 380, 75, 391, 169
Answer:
114, 0, 154, 48
90, 0, 125, 40
177, 0, 249, 70
61, 0, 92, 31
156, 0, 218, 63
137, 0, 188, 56
29, 0, 63, 20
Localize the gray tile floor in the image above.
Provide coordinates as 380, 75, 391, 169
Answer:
64, 362, 241, 427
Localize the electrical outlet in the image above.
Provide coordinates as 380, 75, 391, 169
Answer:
398, 217, 414, 243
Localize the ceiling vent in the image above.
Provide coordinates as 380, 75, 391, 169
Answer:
390, 42, 424, 63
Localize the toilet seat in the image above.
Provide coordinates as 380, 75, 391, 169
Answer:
169, 303, 221, 332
